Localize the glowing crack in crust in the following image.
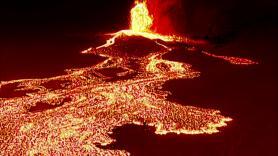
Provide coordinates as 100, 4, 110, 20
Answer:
0, 1, 258, 155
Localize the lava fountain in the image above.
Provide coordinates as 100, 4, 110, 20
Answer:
0, 0, 258, 155
130, 0, 153, 32
94, 0, 188, 50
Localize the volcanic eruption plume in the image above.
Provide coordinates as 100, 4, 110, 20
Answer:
146, 0, 182, 34
0, 0, 258, 155
130, 0, 182, 35
130, 0, 153, 33
94, 0, 189, 50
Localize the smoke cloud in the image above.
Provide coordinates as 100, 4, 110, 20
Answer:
146, 0, 182, 35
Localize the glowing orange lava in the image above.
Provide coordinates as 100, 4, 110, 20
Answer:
94, 0, 198, 50
0, 41, 232, 155
202, 51, 258, 65
130, 1, 153, 33
0, 0, 258, 155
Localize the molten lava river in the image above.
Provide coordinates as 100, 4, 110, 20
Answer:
0, 1, 258, 155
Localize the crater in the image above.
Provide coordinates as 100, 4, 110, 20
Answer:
99, 36, 164, 58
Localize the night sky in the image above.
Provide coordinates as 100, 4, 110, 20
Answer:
0, 0, 276, 80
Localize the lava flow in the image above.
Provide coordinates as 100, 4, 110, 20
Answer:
0, 0, 258, 155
